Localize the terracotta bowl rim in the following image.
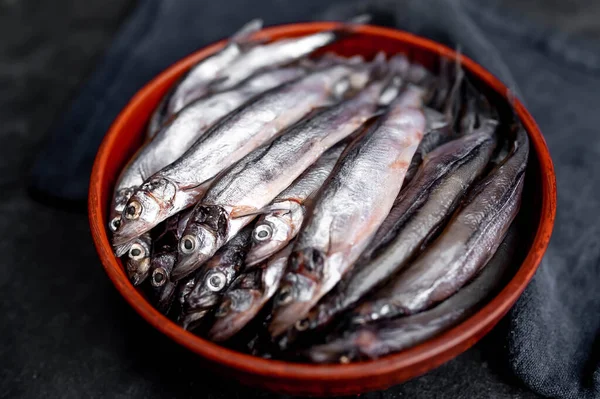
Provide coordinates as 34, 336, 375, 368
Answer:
88, 22, 556, 382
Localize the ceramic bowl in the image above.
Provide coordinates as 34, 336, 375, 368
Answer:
89, 22, 556, 396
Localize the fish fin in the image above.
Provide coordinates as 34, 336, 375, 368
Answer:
114, 241, 133, 257
378, 74, 404, 106
442, 47, 465, 122
367, 51, 389, 81
388, 54, 410, 77
329, 13, 371, 40
346, 14, 372, 25
230, 18, 264, 44
424, 107, 448, 131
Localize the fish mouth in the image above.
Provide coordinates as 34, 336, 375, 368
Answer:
154, 282, 177, 314
208, 290, 262, 342
184, 291, 219, 314
170, 254, 205, 282
112, 219, 153, 247
112, 191, 162, 246
268, 276, 318, 338
245, 241, 285, 267
180, 309, 210, 331
127, 258, 151, 286
304, 338, 357, 364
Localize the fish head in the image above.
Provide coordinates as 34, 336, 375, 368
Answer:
245, 212, 294, 267
172, 224, 218, 281
177, 276, 197, 306
268, 247, 325, 337
172, 205, 229, 281
122, 234, 152, 286
109, 187, 136, 233
149, 252, 177, 288
112, 177, 176, 246
180, 308, 211, 331
208, 288, 263, 342
183, 267, 230, 316
305, 329, 379, 364
153, 281, 177, 314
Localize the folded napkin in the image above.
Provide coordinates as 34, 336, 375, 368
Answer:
29, 0, 600, 397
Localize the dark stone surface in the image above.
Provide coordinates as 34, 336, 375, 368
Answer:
0, 0, 598, 398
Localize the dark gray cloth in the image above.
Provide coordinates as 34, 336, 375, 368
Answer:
23, 0, 600, 398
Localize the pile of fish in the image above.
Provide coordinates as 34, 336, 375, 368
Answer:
108, 18, 529, 363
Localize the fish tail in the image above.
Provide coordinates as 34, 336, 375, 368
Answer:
230, 18, 263, 45
441, 48, 466, 122
329, 13, 371, 40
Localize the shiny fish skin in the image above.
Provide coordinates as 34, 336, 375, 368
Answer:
208, 245, 293, 342
207, 23, 359, 94
245, 142, 347, 267
122, 232, 152, 286
171, 72, 384, 280
305, 226, 519, 363
303, 122, 498, 331
402, 108, 455, 188
109, 67, 307, 234
145, 211, 190, 311
146, 19, 263, 138
113, 65, 360, 247
351, 126, 528, 324
180, 226, 253, 330
268, 87, 428, 338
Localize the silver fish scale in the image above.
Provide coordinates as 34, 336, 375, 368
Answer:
111, 67, 305, 220
155, 65, 354, 189
356, 130, 528, 318
275, 142, 346, 203
168, 44, 243, 115
212, 31, 337, 91
297, 107, 426, 261
202, 78, 383, 212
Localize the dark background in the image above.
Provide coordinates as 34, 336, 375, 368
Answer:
0, 1, 597, 398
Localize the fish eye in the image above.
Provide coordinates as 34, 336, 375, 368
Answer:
151, 267, 167, 287
206, 272, 226, 292
128, 243, 146, 260
295, 318, 309, 331
124, 201, 142, 220
110, 217, 121, 232
180, 235, 197, 254
215, 301, 230, 318
275, 286, 293, 306
252, 223, 273, 242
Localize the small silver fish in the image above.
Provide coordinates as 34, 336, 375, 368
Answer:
245, 142, 347, 267
128, 210, 189, 291
113, 64, 362, 247
302, 121, 498, 331
206, 20, 364, 94
351, 125, 528, 324
170, 68, 384, 280
268, 85, 429, 338
121, 232, 152, 286
208, 245, 293, 342
180, 226, 253, 330
146, 19, 263, 138
305, 225, 519, 363
109, 66, 307, 236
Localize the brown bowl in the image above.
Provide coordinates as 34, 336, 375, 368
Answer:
88, 22, 557, 396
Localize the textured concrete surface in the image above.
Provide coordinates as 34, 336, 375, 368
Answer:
0, 0, 597, 398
